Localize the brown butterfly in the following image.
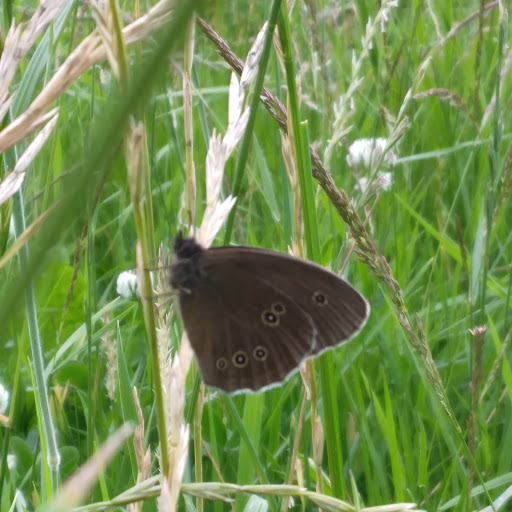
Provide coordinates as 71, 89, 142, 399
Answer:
169, 233, 369, 392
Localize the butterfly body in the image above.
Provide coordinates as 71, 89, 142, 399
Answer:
170, 233, 369, 392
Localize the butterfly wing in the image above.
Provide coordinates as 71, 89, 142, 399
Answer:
176, 244, 369, 392
203, 246, 369, 355
178, 264, 318, 392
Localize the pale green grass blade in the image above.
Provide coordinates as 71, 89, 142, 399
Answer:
395, 194, 462, 265
252, 139, 280, 222
236, 394, 264, 511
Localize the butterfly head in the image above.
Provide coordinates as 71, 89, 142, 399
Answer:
169, 232, 204, 293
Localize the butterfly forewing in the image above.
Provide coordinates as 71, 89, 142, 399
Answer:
204, 246, 369, 354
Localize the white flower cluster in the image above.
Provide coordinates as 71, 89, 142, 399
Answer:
347, 137, 396, 168
355, 172, 393, 193
116, 270, 139, 299
347, 137, 397, 194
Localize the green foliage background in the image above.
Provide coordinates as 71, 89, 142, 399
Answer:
0, 1, 511, 511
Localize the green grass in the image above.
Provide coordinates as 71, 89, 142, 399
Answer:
1, 1, 511, 511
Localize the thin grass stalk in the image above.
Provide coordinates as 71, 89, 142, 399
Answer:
480, 324, 512, 400
2, 8, 64, 491
85, 287, 94, 460
143, 139, 155, 259
169, 62, 248, 507
313, 415, 324, 497
277, 9, 319, 257
492, 141, 512, 223
303, 0, 333, 127
92, 353, 102, 438
11, 187, 60, 487
464, 15, 506, 504
0, 200, 11, 257
73, 479, 424, 511
223, 398, 269, 487
194, 384, 204, 512
0, 353, 19, 505
236, 394, 264, 511
300, 122, 349, 493
117, 4, 207, 486
174, 54, 247, 508
50, 424, 134, 510
56, 223, 87, 345
472, 0, 486, 119
128, 122, 170, 478
467, 326, 486, 506
299, 120, 347, 497
99, 0, 173, 480
278, 2, 346, 497
128, 387, 151, 512
282, 132, 317, 502
85, 147, 99, 464
185, 371, 201, 425
183, 16, 201, 508
478, 6, 505, 324
284, 391, 307, 511
184, 14, 196, 229
277, 4, 320, 495
140, 50, 155, 260
223, 0, 283, 244
0, 421, 10, 506
306, 358, 321, 494
349, 471, 363, 510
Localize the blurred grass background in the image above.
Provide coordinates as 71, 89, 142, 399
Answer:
0, 1, 511, 511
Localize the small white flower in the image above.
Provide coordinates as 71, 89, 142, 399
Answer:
116, 270, 139, 299
378, 171, 393, 190
347, 137, 388, 168
356, 172, 393, 193
0, 384, 9, 414
7, 454, 15, 470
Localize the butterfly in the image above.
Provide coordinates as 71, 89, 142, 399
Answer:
169, 233, 369, 392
